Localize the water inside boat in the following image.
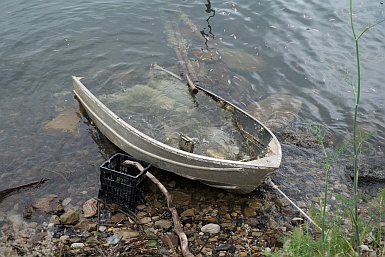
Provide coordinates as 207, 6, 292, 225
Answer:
98, 68, 272, 161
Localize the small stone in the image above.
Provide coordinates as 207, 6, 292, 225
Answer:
243, 207, 256, 217
296, 201, 306, 208
201, 223, 220, 234
153, 200, 163, 208
71, 243, 84, 248
49, 215, 61, 225
360, 244, 371, 252
213, 244, 235, 253
136, 211, 147, 218
60, 235, 70, 243
239, 252, 248, 257
99, 225, 107, 232
155, 219, 172, 230
140, 217, 152, 224
170, 191, 192, 205
291, 217, 304, 226
276, 198, 290, 207
74, 220, 89, 230
106, 235, 120, 245
136, 204, 147, 211
7, 214, 24, 227
161, 234, 179, 246
88, 223, 98, 232
62, 198, 72, 206
181, 208, 195, 218
60, 210, 80, 225
167, 181, 177, 188
111, 212, 126, 224
114, 229, 140, 241
82, 198, 98, 218
246, 218, 258, 227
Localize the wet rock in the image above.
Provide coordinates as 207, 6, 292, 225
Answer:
34, 194, 64, 215
82, 198, 98, 218
60, 210, 80, 225
45, 107, 81, 133
201, 223, 220, 234
246, 93, 302, 132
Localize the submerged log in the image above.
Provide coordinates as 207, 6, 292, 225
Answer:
0, 178, 48, 201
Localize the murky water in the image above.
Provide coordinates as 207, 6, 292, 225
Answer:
1, 0, 384, 213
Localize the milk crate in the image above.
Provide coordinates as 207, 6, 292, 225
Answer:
98, 153, 151, 211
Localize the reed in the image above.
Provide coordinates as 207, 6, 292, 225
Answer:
266, 1, 384, 256
348, 0, 383, 254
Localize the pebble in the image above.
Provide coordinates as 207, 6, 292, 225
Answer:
99, 225, 107, 232
62, 197, 72, 206
136, 204, 147, 211
155, 219, 172, 230
59, 210, 80, 225
71, 242, 85, 248
114, 229, 140, 240
140, 217, 152, 224
201, 223, 220, 234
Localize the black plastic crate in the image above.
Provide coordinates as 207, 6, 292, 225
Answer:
98, 153, 151, 211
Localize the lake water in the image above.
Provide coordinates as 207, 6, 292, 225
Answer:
1, 0, 384, 213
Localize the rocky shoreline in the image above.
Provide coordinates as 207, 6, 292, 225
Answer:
1, 128, 383, 257
0, 172, 303, 257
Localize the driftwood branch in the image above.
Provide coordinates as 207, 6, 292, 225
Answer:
123, 160, 194, 257
174, 49, 198, 94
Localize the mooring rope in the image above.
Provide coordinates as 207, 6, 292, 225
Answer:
265, 177, 321, 231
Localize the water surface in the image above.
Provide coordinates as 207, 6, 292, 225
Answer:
1, 0, 384, 213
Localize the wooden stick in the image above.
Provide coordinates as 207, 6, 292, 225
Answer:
174, 49, 198, 95
123, 160, 195, 257
145, 172, 194, 257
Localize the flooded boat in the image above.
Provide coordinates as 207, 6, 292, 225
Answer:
73, 75, 281, 194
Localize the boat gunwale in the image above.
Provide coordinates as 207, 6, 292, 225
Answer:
72, 76, 282, 169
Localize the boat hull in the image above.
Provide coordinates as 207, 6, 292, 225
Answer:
72, 76, 281, 194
